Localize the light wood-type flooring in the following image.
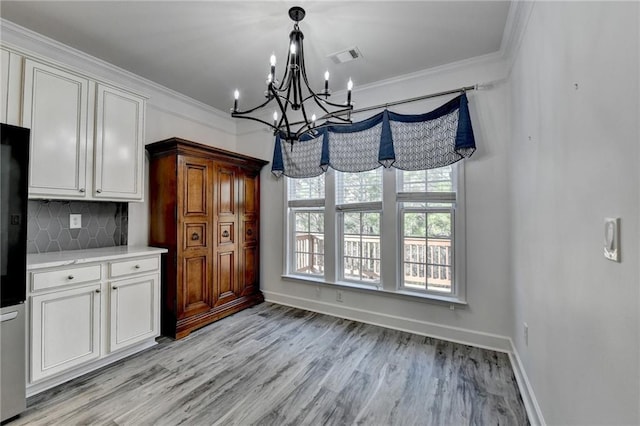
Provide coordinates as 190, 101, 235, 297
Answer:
13, 303, 528, 425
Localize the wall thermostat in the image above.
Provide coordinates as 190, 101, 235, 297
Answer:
603, 217, 620, 262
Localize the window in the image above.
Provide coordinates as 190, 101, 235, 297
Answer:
337, 170, 382, 284
287, 175, 325, 277
398, 167, 458, 296
285, 164, 465, 303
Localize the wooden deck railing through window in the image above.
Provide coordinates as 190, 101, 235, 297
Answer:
295, 235, 452, 291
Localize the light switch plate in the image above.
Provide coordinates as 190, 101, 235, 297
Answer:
69, 214, 82, 229
604, 217, 620, 262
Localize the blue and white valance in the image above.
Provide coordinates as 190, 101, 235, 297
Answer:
272, 93, 475, 178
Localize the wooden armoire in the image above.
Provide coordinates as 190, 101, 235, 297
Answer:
146, 138, 268, 339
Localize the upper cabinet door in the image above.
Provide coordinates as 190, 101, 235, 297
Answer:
1, 49, 9, 124
94, 84, 144, 201
23, 59, 89, 198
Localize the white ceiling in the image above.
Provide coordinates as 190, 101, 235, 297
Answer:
0, 1, 511, 113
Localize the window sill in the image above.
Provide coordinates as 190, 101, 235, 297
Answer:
280, 274, 468, 307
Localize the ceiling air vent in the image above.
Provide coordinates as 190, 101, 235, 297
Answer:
328, 46, 362, 64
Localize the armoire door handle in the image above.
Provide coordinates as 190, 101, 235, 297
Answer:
222, 230, 230, 238
191, 233, 200, 241
246, 229, 253, 236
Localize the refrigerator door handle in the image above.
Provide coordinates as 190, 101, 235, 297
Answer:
0, 311, 18, 322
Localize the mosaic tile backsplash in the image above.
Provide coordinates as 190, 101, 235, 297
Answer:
27, 200, 128, 254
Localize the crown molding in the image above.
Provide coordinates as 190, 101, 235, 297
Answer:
499, 0, 536, 74
350, 50, 506, 96
0, 18, 235, 129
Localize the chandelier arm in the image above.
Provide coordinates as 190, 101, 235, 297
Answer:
232, 96, 275, 116
271, 84, 294, 139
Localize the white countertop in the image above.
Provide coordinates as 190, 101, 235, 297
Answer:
27, 246, 168, 270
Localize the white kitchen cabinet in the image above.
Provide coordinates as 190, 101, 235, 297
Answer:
27, 247, 166, 396
22, 59, 90, 198
1, 48, 9, 123
109, 274, 159, 352
21, 57, 145, 201
1, 47, 23, 125
30, 283, 101, 382
94, 84, 144, 200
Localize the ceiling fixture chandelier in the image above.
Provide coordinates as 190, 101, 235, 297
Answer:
231, 6, 354, 142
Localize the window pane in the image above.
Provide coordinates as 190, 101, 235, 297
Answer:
341, 212, 381, 284
404, 212, 426, 238
362, 212, 380, 235
399, 166, 453, 193
289, 175, 325, 200
337, 169, 382, 204
295, 213, 310, 232
427, 212, 451, 238
402, 210, 453, 294
343, 212, 360, 235
309, 212, 324, 233
294, 211, 324, 276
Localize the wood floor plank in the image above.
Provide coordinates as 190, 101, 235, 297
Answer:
13, 303, 529, 426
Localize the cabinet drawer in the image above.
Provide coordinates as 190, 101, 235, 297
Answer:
109, 256, 159, 278
32, 265, 101, 292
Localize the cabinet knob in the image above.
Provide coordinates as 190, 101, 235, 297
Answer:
246, 229, 253, 236
67, 275, 74, 280
96, 189, 102, 194
112, 286, 118, 290
79, 188, 85, 193
222, 230, 230, 238
135, 264, 141, 269
95, 289, 101, 293
191, 233, 200, 241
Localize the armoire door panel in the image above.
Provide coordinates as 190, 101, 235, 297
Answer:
181, 159, 210, 217
180, 255, 212, 317
184, 223, 207, 249
218, 223, 234, 245
243, 220, 257, 244
216, 167, 235, 216
242, 246, 258, 295
242, 173, 259, 215
215, 251, 238, 306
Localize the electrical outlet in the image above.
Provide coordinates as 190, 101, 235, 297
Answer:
336, 290, 343, 303
523, 322, 529, 346
69, 214, 82, 229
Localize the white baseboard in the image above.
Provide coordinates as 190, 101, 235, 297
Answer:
26, 339, 157, 397
263, 290, 512, 352
508, 339, 546, 426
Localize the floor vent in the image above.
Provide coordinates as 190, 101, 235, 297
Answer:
329, 46, 362, 64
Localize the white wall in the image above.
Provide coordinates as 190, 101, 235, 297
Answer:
236, 55, 517, 349
508, 2, 640, 424
1, 20, 238, 247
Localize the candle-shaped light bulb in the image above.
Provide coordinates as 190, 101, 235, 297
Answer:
233, 89, 239, 111
311, 114, 317, 126
273, 111, 278, 127
324, 70, 330, 92
347, 78, 353, 105
290, 43, 296, 55
270, 53, 276, 80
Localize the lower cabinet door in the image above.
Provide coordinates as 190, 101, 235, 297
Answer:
30, 284, 101, 382
109, 274, 159, 352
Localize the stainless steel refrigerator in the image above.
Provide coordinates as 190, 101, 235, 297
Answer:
1, 123, 29, 422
